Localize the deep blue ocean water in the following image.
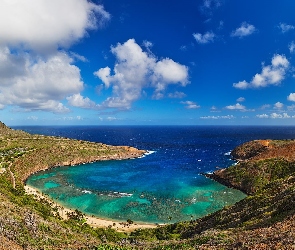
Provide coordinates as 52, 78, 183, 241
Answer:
14, 125, 295, 224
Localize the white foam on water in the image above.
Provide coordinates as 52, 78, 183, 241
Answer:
139, 150, 156, 158
81, 189, 92, 194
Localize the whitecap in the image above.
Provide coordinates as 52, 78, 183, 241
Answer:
224, 151, 231, 156
119, 192, 132, 197
139, 150, 156, 158
82, 190, 92, 194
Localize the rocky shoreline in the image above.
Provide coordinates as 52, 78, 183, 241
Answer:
22, 145, 146, 183
202, 139, 295, 195
202, 169, 248, 194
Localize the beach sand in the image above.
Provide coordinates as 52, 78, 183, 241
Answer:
24, 185, 158, 232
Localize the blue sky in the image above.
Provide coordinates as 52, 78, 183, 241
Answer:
1, 0, 295, 126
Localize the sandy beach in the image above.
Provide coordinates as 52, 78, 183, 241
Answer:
24, 185, 158, 232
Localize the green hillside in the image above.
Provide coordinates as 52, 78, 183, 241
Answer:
1, 124, 295, 249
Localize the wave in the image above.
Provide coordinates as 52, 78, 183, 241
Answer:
105, 191, 133, 198
224, 151, 231, 156
139, 150, 156, 158
81, 189, 92, 194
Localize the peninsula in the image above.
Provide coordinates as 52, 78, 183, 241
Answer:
1, 123, 295, 249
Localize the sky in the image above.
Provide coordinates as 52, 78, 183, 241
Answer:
2, 0, 295, 126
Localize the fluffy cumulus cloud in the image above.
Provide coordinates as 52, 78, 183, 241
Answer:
180, 101, 200, 109
94, 39, 189, 109
193, 31, 215, 44
270, 113, 291, 119
0, 0, 110, 113
236, 97, 245, 102
0, 50, 83, 112
287, 93, 295, 102
274, 102, 284, 109
0, 0, 110, 52
233, 54, 289, 89
231, 22, 256, 38
225, 103, 246, 110
67, 94, 96, 109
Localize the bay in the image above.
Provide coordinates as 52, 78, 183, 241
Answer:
16, 126, 295, 224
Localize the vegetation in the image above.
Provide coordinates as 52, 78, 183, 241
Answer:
1, 122, 295, 249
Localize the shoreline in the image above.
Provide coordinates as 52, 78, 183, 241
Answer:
22, 147, 149, 183
24, 185, 159, 232
22, 148, 158, 232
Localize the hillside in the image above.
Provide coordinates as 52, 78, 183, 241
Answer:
0, 123, 147, 249
131, 139, 295, 249
1, 124, 295, 249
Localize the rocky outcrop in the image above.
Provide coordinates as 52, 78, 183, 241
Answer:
206, 139, 295, 195
230, 140, 270, 160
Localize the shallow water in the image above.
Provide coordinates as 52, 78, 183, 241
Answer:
22, 126, 295, 224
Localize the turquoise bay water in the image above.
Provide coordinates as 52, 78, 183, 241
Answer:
27, 125, 293, 224
23, 125, 295, 223
27, 160, 245, 224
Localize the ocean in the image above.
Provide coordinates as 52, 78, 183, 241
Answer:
15, 125, 295, 224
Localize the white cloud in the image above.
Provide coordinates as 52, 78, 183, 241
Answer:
274, 102, 284, 109
210, 106, 220, 112
70, 52, 88, 62
201, 0, 222, 13
278, 23, 295, 33
270, 112, 290, 119
287, 93, 295, 102
142, 40, 154, 55
200, 115, 235, 119
236, 97, 245, 102
0, 0, 110, 53
181, 101, 200, 109
193, 31, 215, 44
95, 39, 189, 109
289, 41, 295, 53
233, 54, 289, 89
168, 91, 186, 99
0, 51, 82, 113
225, 103, 246, 110
231, 22, 256, 38
0, 0, 110, 113
106, 117, 118, 121
256, 114, 269, 118
94, 67, 112, 89
257, 113, 292, 119
67, 94, 96, 108
233, 80, 248, 89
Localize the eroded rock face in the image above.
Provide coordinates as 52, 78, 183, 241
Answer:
230, 140, 269, 160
